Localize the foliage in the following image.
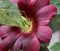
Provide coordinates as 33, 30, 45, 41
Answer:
50, 0, 60, 32
49, 14, 60, 32
50, 1, 60, 51
50, 42, 60, 51
40, 43, 49, 51
0, 1, 22, 26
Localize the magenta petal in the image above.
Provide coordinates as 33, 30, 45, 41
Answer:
0, 34, 19, 51
12, 35, 24, 51
0, 26, 11, 37
36, 26, 52, 43
23, 34, 40, 51
18, 0, 50, 18
35, 5, 57, 26
18, 0, 36, 17
0, 26, 21, 38
34, 0, 50, 12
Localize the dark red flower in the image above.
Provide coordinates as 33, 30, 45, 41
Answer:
0, 0, 57, 51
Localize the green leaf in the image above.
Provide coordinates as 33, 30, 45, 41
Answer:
0, 0, 20, 20
0, 1, 18, 9
49, 14, 60, 32
0, 9, 22, 27
50, 42, 60, 51
39, 43, 49, 51
0, 0, 23, 27
51, 0, 60, 5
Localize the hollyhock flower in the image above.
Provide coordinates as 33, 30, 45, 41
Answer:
0, 0, 57, 51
